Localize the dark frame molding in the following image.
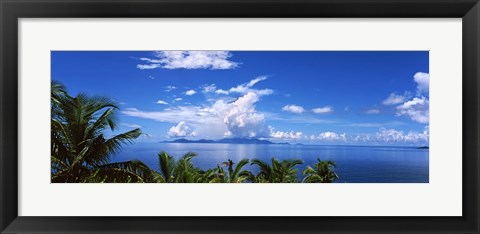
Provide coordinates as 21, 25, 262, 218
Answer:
1, 0, 479, 233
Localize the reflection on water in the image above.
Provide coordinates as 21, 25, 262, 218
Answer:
114, 143, 429, 183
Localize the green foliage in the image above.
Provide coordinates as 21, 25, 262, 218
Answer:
251, 158, 303, 183
216, 159, 254, 183
302, 158, 339, 183
51, 81, 147, 183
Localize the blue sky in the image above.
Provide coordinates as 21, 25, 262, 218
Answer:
52, 51, 429, 145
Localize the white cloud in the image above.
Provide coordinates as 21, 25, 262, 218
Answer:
121, 123, 142, 128
185, 90, 196, 96
366, 108, 380, 114
214, 76, 273, 96
282, 105, 305, 114
376, 127, 429, 143
312, 106, 333, 114
269, 126, 303, 140
137, 64, 161, 70
148, 75, 155, 80
168, 122, 196, 137
413, 72, 429, 94
396, 96, 429, 124
202, 84, 217, 93
222, 92, 269, 138
164, 85, 176, 92
376, 128, 405, 142
123, 91, 270, 139
174, 98, 182, 101
137, 51, 239, 70
156, 100, 168, 105
343, 121, 405, 128
382, 93, 406, 105
215, 89, 230, 95
316, 132, 347, 141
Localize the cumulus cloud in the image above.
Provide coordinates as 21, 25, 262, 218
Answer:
302, 127, 429, 145
222, 92, 269, 138
123, 91, 270, 139
214, 76, 273, 96
185, 90, 196, 96
174, 98, 182, 101
156, 100, 168, 105
380, 72, 429, 124
168, 122, 196, 137
312, 106, 333, 114
366, 108, 380, 114
316, 132, 347, 141
269, 126, 303, 140
376, 127, 429, 143
382, 93, 406, 105
282, 105, 305, 114
396, 96, 429, 124
414, 72, 429, 94
137, 51, 239, 70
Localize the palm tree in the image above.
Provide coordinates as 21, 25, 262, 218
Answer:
272, 158, 303, 183
251, 158, 303, 183
51, 80, 67, 106
152, 151, 204, 183
154, 151, 177, 183
302, 158, 338, 183
216, 159, 253, 183
250, 159, 274, 183
51, 81, 152, 183
174, 152, 202, 183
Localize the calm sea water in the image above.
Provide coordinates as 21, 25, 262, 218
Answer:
114, 142, 429, 183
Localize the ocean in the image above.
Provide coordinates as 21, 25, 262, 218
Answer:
114, 142, 429, 183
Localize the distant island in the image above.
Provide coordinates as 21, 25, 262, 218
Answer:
416, 146, 429, 149
161, 138, 291, 145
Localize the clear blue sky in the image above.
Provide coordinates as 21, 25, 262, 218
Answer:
52, 51, 429, 146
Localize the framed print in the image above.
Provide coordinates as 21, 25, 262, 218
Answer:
1, 0, 479, 233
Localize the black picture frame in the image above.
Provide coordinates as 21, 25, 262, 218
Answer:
1, 0, 479, 233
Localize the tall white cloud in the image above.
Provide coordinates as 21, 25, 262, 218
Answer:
282, 105, 305, 114
137, 51, 239, 70
396, 96, 429, 124
223, 92, 269, 138
123, 91, 270, 139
